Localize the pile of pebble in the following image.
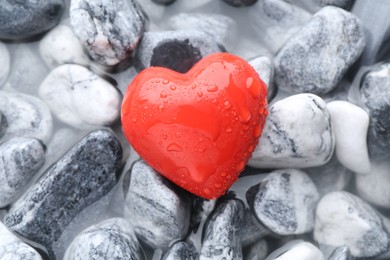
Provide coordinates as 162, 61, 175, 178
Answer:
1, 0, 390, 259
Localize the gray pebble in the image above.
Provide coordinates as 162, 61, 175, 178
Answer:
200, 198, 244, 260
0, 137, 46, 208
0, 42, 10, 87
0, 0, 64, 40
0, 91, 53, 143
124, 160, 191, 249
0, 112, 7, 138
275, 6, 365, 94
63, 218, 143, 260
136, 30, 224, 73
162, 241, 199, 260
3, 130, 122, 255
70, 0, 146, 67
248, 55, 276, 101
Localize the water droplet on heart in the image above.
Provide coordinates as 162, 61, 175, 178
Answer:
224, 101, 231, 110
254, 125, 262, 138
197, 91, 203, 97
243, 124, 249, 131
191, 84, 197, 89
167, 143, 183, 152
246, 77, 261, 99
170, 85, 176, 90
207, 85, 218, 92
214, 183, 222, 188
226, 174, 232, 179
155, 79, 160, 83
203, 188, 211, 195
160, 90, 167, 98
175, 133, 181, 138
239, 110, 252, 124
158, 104, 164, 111
221, 171, 226, 177
237, 161, 245, 171
258, 106, 264, 115
248, 145, 254, 153
226, 128, 233, 133
162, 133, 167, 139
132, 118, 137, 123
162, 79, 169, 85
143, 105, 149, 110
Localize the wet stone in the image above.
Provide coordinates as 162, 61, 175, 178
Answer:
0, 112, 7, 138
222, 0, 258, 7
275, 6, 365, 94
200, 198, 244, 260
0, 91, 53, 143
0, 0, 64, 40
70, 0, 146, 67
0, 221, 42, 260
247, 169, 320, 235
0, 137, 46, 208
267, 240, 325, 260
0, 42, 10, 87
63, 218, 143, 260
3, 130, 122, 254
162, 241, 199, 260
248, 94, 334, 168
124, 160, 191, 249
39, 64, 121, 129
248, 55, 276, 101
314, 191, 389, 258
136, 30, 224, 73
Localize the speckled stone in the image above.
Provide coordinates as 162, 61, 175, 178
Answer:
162, 241, 199, 260
0, 137, 46, 208
0, 42, 10, 87
63, 218, 143, 260
70, 0, 146, 67
124, 160, 191, 249
248, 55, 276, 101
0, 0, 64, 40
3, 130, 122, 253
275, 6, 365, 94
200, 198, 244, 260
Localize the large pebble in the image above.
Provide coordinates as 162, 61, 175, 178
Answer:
124, 160, 191, 249
314, 191, 389, 257
0, 91, 53, 143
39, 64, 121, 129
0, 112, 7, 138
200, 198, 244, 260
70, 0, 146, 67
267, 241, 325, 260
63, 218, 143, 260
247, 169, 319, 235
39, 23, 89, 68
162, 241, 199, 260
327, 100, 370, 174
248, 94, 334, 168
0, 0, 64, 40
3, 130, 122, 254
0, 42, 10, 86
275, 6, 365, 94
136, 30, 224, 73
0, 137, 46, 208
248, 55, 276, 101
0, 221, 42, 260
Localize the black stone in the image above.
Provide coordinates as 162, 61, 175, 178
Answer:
152, 0, 176, 5
0, 111, 7, 138
3, 129, 122, 254
222, 0, 258, 7
0, 0, 64, 40
162, 241, 199, 260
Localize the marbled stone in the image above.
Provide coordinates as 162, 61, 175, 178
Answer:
200, 198, 244, 260
0, 137, 46, 208
0, 0, 64, 40
124, 160, 191, 249
222, 0, 258, 7
275, 6, 365, 94
244, 239, 268, 260
248, 55, 276, 101
328, 246, 352, 260
0, 42, 10, 87
3, 130, 122, 253
0, 112, 7, 138
39, 23, 89, 68
70, 0, 146, 67
136, 30, 224, 73
248, 94, 334, 168
327, 100, 370, 174
0, 91, 53, 143
162, 241, 199, 260
63, 218, 143, 260
267, 241, 325, 260
314, 191, 389, 257
0, 221, 42, 260
247, 169, 319, 235
39, 64, 121, 129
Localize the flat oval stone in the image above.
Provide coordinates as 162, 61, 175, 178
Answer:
0, 137, 46, 208
0, 0, 64, 40
0, 42, 10, 87
63, 218, 143, 260
162, 241, 199, 260
3, 130, 122, 255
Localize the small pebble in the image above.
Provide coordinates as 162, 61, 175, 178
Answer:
136, 30, 224, 73
70, 0, 146, 67
247, 169, 320, 235
162, 241, 199, 260
222, 0, 258, 7
0, 111, 7, 138
275, 6, 365, 94
314, 191, 389, 258
249, 94, 334, 168
124, 160, 191, 249
63, 218, 143, 260
267, 240, 325, 260
0, 42, 10, 87
0, 91, 53, 143
39, 64, 121, 129
0, 0, 64, 40
248, 55, 276, 101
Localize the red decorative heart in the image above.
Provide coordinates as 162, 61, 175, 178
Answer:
121, 53, 268, 199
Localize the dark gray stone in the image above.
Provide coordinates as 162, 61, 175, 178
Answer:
136, 30, 224, 73
152, 0, 176, 5
200, 198, 244, 260
162, 241, 199, 260
0, 137, 46, 208
70, 0, 146, 67
328, 246, 352, 260
124, 160, 191, 249
3, 130, 122, 254
222, 0, 258, 7
0, 111, 7, 138
63, 218, 143, 260
275, 6, 365, 94
0, 0, 64, 40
